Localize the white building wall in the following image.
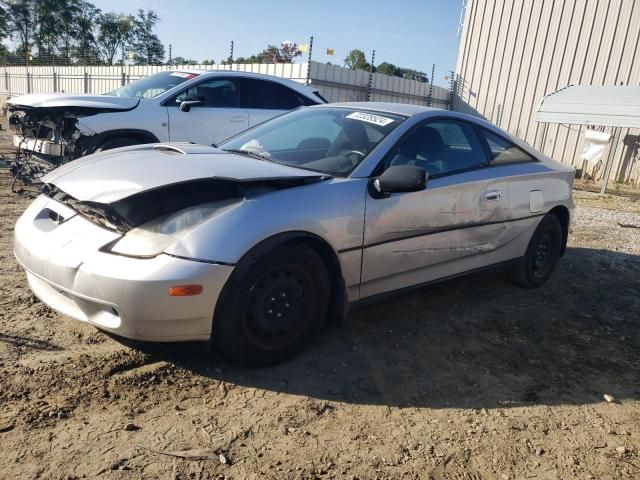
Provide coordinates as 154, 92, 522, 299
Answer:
455, 0, 640, 186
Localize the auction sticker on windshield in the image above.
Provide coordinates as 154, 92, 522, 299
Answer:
170, 72, 198, 79
346, 111, 395, 126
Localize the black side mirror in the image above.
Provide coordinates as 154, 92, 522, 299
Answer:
179, 94, 205, 112
372, 165, 427, 197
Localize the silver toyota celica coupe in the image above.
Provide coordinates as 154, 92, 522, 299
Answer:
14, 102, 575, 365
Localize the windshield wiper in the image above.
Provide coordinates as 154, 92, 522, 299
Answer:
222, 148, 273, 162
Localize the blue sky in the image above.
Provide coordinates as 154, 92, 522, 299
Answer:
92, 0, 463, 86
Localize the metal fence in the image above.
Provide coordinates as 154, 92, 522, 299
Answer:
0, 61, 450, 109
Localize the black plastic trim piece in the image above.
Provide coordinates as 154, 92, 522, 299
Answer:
164, 253, 235, 267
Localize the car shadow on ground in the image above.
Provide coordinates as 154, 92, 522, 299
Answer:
129, 246, 640, 410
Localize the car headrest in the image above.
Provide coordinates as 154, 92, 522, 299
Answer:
399, 126, 445, 157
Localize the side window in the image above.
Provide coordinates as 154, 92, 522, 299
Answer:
246, 79, 303, 110
386, 120, 488, 177
172, 78, 241, 108
481, 129, 537, 165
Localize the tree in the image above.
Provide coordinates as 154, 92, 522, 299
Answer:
4, 0, 35, 63
232, 41, 301, 65
376, 61, 399, 76
169, 56, 197, 66
57, 0, 86, 63
0, 3, 12, 57
255, 41, 301, 63
129, 9, 164, 65
73, 1, 101, 64
32, 0, 58, 59
344, 49, 368, 70
96, 12, 132, 65
398, 67, 428, 83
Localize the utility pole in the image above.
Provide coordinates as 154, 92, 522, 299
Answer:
427, 63, 435, 107
366, 49, 376, 101
448, 70, 457, 111
305, 35, 313, 85
229, 40, 234, 63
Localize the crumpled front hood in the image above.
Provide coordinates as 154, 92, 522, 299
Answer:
7, 93, 140, 110
43, 143, 326, 203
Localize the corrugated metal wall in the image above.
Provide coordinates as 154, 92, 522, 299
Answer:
455, 0, 640, 186
1, 61, 450, 110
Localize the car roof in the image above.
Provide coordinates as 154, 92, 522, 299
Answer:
169, 69, 321, 100
316, 102, 534, 148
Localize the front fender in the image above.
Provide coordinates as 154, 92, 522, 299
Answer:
166, 178, 367, 263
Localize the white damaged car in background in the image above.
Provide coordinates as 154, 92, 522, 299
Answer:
7, 70, 326, 189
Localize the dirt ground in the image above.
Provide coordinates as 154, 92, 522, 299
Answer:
0, 148, 639, 480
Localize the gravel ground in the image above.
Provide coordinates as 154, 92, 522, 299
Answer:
0, 158, 639, 479
572, 190, 640, 255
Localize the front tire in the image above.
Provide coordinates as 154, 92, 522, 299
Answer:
214, 244, 330, 367
509, 214, 563, 288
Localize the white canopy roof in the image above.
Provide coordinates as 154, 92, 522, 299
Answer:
536, 85, 640, 128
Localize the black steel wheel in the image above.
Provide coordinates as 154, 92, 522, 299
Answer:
509, 214, 563, 288
214, 244, 329, 366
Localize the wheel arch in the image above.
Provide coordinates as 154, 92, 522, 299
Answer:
81, 129, 160, 154
215, 231, 348, 328
547, 205, 570, 256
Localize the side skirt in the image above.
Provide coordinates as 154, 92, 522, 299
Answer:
348, 257, 523, 311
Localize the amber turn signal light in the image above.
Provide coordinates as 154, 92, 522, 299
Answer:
168, 285, 203, 296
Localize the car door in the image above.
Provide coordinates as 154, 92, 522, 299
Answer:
243, 78, 306, 127
166, 77, 248, 145
360, 119, 512, 299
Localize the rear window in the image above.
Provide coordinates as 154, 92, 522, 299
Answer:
245, 79, 304, 110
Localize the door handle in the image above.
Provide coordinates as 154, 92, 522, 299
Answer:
484, 190, 502, 201
229, 115, 246, 122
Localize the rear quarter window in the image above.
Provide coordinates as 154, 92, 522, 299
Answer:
481, 129, 537, 165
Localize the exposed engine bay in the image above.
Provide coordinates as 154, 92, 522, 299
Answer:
7, 104, 131, 193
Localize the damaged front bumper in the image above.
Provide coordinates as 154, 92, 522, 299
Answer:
14, 195, 234, 342
13, 134, 69, 157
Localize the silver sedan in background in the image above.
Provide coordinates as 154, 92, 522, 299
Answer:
13, 103, 575, 366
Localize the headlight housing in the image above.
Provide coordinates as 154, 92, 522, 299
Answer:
103, 200, 238, 258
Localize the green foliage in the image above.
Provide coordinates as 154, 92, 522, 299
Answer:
345, 54, 428, 83
169, 56, 197, 66
376, 61, 399, 76
344, 49, 368, 70
230, 42, 301, 65
128, 9, 164, 65
0, 1, 167, 65
97, 12, 133, 65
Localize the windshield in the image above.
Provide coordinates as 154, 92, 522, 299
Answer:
106, 71, 199, 98
219, 107, 404, 176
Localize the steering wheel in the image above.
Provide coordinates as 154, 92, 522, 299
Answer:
342, 150, 366, 166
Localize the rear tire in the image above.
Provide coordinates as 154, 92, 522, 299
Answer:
509, 214, 563, 288
94, 137, 139, 152
214, 244, 330, 367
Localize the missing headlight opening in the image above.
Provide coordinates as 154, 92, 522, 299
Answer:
45, 176, 323, 258
7, 104, 129, 193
